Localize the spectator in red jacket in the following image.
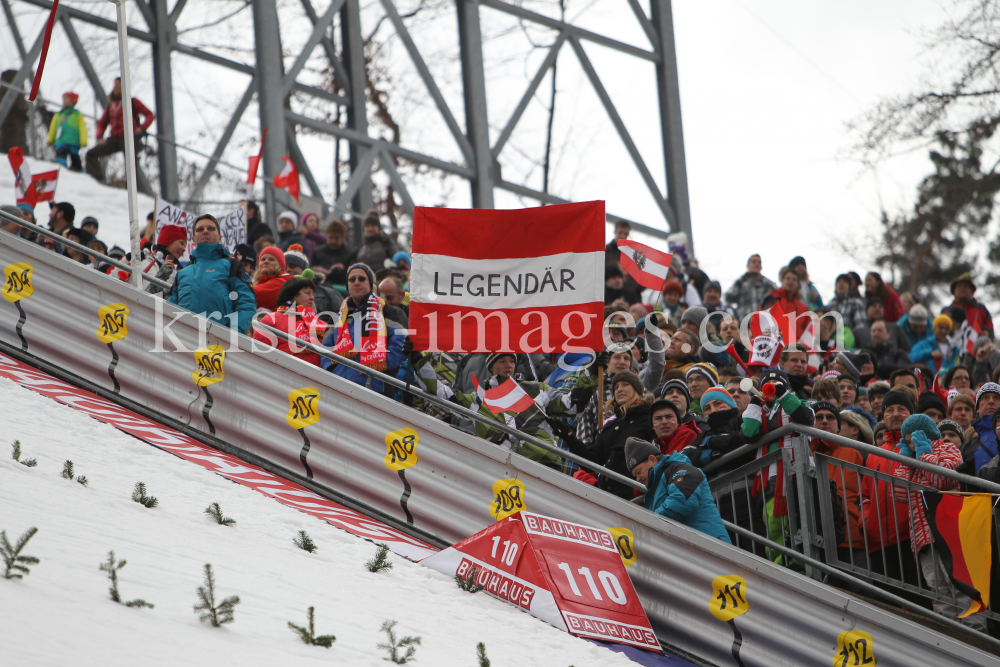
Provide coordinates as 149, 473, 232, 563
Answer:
948, 272, 993, 337
252, 247, 292, 312
85, 78, 155, 186
864, 272, 904, 323
649, 398, 699, 455
769, 267, 810, 344
252, 277, 327, 366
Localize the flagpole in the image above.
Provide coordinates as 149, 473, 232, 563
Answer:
109, 0, 143, 288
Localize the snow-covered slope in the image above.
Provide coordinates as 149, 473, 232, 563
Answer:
0, 377, 638, 666
0, 152, 155, 250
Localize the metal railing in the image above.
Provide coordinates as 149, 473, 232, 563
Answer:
0, 209, 171, 290
708, 424, 1000, 645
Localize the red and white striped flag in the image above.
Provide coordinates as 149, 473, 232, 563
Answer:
408, 202, 605, 353
472, 375, 536, 414
32, 170, 58, 203
958, 320, 982, 355
246, 128, 267, 200
615, 239, 672, 291
8, 148, 38, 207
273, 156, 299, 202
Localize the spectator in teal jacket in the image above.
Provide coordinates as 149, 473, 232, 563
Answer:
167, 214, 256, 333
627, 437, 732, 543
909, 313, 959, 372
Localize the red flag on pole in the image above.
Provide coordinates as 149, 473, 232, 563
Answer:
246, 128, 267, 200
8, 148, 38, 207
273, 156, 299, 202
28, 0, 59, 102
615, 239, 672, 291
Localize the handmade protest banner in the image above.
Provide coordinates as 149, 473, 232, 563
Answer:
408, 202, 605, 353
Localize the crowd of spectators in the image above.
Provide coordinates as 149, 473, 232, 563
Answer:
3, 201, 1000, 635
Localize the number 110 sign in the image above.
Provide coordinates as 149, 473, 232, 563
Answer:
420, 511, 661, 653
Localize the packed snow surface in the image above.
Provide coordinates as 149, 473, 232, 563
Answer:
0, 377, 638, 666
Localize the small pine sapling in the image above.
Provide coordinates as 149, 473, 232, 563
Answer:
288, 606, 336, 647
132, 482, 158, 508
455, 565, 484, 593
11, 440, 37, 467
377, 619, 421, 664
193, 564, 240, 627
61, 460, 88, 486
475, 642, 490, 667
1, 527, 39, 579
99, 550, 153, 608
293, 530, 317, 553
366, 543, 393, 573
204, 503, 236, 526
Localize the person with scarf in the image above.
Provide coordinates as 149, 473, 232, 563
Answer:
252, 247, 293, 312
859, 390, 926, 607
740, 367, 815, 563
253, 277, 327, 366
411, 351, 597, 470
142, 224, 188, 298
321, 263, 405, 395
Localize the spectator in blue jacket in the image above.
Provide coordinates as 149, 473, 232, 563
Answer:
971, 383, 1000, 474
910, 313, 959, 372
626, 437, 731, 543
320, 263, 405, 396
167, 214, 256, 333
897, 304, 932, 349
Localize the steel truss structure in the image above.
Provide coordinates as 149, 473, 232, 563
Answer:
0, 0, 690, 242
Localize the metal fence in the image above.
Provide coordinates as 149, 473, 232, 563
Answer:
2, 228, 999, 664
708, 425, 1000, 634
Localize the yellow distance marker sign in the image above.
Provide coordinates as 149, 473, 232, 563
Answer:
3, 262, 33, 302
96, 303, 129, 343
607, 527, 637, 566
192, 345, 226, 386
834, 630, 876, 667
384, 428, 419, 471
709, 574, 749, 622
491, 478, 527, 521
286, 387, 321, 429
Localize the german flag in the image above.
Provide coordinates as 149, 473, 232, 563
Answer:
922, 492, 993, 617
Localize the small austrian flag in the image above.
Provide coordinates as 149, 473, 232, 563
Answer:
472, 375, 536, 415
32, 170, 58, 202
8, 147, 38, 207
273, 156, 299, 202
616, 240, 672, 291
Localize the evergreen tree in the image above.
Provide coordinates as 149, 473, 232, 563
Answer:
132, 482, 158, 508
204, 503, 236, 526
99, 550, 154, 608
11, 440, 36, 467
193, 564, 240, 626
293, 530, 317, 553
377, 619, 421, 664
288, 606, 336, 647
366, 543, 393, 573
62, 460, 74, 479
77, 476, 88, 487
475, 642, 490, 667
1, 527, 39, 580
455, 566, 484, 593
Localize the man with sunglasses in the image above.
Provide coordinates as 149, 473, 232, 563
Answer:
167, 214, 256, 334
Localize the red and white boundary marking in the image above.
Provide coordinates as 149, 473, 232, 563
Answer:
0, 351, 438, 561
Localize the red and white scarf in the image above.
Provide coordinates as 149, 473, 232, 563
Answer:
330, 293, 387, 370
750, 403, 793, 516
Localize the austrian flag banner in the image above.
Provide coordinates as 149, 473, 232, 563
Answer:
408, 202, 605, 353
616, 239, 671, 291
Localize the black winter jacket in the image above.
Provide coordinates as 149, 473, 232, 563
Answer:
570, 394, 656, 500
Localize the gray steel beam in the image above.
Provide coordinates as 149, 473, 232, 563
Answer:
19, 0, 153, 41
650, 0, 692, 248
626, 0, 659, 53
335, 145, 377, 214
252, 0, 289, 233
379, 0, 474, 165
491, 31, 566, 161
378, 146, 414, 216
60, 16, 110, 108
291, 81, 350, 106
1, 0, 26, 59
480, 0, 659, 63
570, 36, 674, 229
189, 78, 256, 206
456, 0, 493, 208
281, 0, 345, 98
152, 0, 179, 201
171, 42, 254, 74
133, 0, 155, 30
0, 23, 45, 128
169, 0, 189, 23
341, 0, 373, 239
299, 0, 351, 96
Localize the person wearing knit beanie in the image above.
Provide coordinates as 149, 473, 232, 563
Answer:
932, 313, 953, 332
700, 387, 737, 415
685, 363, 718, 409
155, 224, 187, 252
284, 244, 310, 274
811, 401, 842, 431
880, 390, 913, 419
253, 246, 292, 312
656, 379, 692, 419
937, 419, 965, 447
916, 391, 946, 422
485, 352, 518, 375
899, 413, 940, 452
259, 246, 286, 272
624, 437, 662, 473
612, 370, 644, 397
975, 382, 1000, 416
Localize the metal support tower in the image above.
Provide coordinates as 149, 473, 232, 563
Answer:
0, 0, 692, 246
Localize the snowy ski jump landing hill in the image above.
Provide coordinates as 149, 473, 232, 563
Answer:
0, 377, 650, 666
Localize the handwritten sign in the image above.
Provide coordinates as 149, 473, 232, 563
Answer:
192, 345, 225, 386
491, 478, 527, 521
834, 630, 876, 667
3, 262, 33, 302
286, 387, 321, 429
155, 200, 246, 262
709, 574, 749, 622
96, 303, 129, 343
607, 527, 637, 567
384, 427, 419, 471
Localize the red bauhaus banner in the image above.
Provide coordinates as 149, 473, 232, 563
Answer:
408, 202, 605, 353
420, 511, 661, 653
